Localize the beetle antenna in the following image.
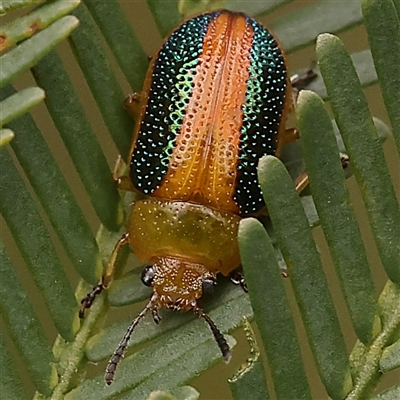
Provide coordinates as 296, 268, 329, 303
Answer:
194, 306, 231, 363
105, 294, 158, 385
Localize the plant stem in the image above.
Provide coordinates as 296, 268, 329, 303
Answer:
347, 281, 400, 399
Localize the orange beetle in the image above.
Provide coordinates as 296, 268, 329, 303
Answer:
81, 10, 297, 384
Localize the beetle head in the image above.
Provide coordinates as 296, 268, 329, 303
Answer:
104, 256, 230, 385
141, 256, 217, 311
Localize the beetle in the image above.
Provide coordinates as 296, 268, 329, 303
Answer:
80, 9, 304, 384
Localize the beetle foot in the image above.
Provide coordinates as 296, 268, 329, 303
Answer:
229, 271, 248, 293
340, 153, 350, 169
152, 307, 161, 324
290, 64, 318, 90
124, 92, 141, 118
79, 283, 104, 318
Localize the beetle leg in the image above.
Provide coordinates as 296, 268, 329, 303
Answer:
124, 92, 142, 118
80, 233, 130, 318
79, 284, 103, 318
102, 233, 130, 287
295, 152, 350, 194
294, 171, 310, 194
152, 306, 162, 324
290, 66, 318, 105
281, 127, 300, 147
112, 155, 135, 191
291, 65, 317, 94
290, 66, 317, 90
229, 271, 248, 293
340, 153, 350, 169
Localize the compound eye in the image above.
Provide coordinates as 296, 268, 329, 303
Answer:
141, 266, 155, 287
202, 278, 216, 295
